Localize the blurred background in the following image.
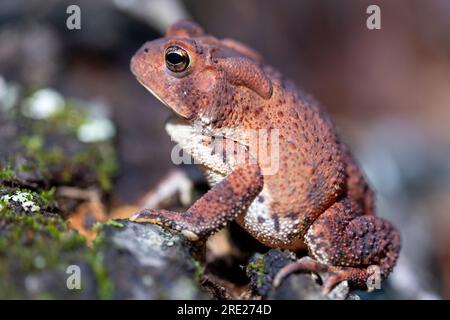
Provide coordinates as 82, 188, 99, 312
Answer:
1, 0, 449, 299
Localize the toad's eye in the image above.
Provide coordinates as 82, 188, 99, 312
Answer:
165, 46, 190, 73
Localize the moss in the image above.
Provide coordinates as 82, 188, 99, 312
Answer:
88, 251, 114, 299
39, 187, 56, 203
94, 149, 118, 192
0, 204, 86, 272
48, 99, 89, 135
0, 185, 105, 299
18, 134, 118, 192
20, 135, 66, 168
193, 260, 205, 284
92, 222, 103, 234
88, 224, 114, 299
0, 186, 87, 279
104, 220, 124, 228
0, 166, 15, 180
21, 135, 44, 154
49, 101, 118, 192
72, 144, 118, 192
247, 254, 265, 288
43, 147, 66, 166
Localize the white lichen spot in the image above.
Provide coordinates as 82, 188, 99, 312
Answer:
0, 191, 40, 212
142, 275, 154, 286
0, 76, 19, 112
21, 88, 65, 119
165, 240, 174, 247
77, 118, 116, 143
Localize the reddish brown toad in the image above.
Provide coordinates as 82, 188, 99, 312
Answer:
130, 20, 400, 292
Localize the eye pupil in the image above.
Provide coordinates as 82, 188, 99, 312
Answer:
166, 52, 183, 65
165, 46, 190, 72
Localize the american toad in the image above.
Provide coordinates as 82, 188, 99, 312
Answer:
130, 20, 400, 292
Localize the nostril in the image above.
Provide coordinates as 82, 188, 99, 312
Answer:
144, 47, 149, 53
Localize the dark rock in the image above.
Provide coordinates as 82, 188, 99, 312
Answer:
97, 220, 207, 299
246, 249, 358, 300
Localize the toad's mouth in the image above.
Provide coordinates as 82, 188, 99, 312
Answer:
137, 78, 189, 121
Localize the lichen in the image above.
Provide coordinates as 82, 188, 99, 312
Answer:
1, 190, 41, 212
0, 189, 120, 299
0, 197, 86, 273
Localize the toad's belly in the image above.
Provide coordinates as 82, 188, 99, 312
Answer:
236, 189, 307, 250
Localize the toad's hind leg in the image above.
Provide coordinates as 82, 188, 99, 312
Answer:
274, 199, 401, 292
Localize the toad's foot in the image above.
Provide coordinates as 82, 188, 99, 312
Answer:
273, 256, 377, 294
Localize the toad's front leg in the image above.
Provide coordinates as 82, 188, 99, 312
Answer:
131, 162, 263, 241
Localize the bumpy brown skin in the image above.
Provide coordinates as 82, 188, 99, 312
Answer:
130, 20, 401, 292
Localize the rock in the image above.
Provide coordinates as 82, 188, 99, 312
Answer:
0, 187, 97, 299
96, 220, 207, 299
0, 192, 207, 299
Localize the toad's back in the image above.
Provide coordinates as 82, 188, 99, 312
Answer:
226, 70, 347, 248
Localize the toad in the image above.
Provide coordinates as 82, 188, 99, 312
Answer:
130, 20, 400, 292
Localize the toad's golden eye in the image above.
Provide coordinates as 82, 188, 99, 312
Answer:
165, 46, 190, 73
